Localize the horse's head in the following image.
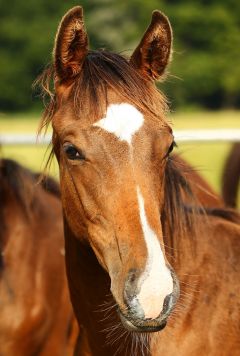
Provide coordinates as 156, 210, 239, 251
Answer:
50, 6, 179, 332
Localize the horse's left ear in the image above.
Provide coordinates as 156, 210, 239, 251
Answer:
130, 11, 172, 81
54, 6, 88, 82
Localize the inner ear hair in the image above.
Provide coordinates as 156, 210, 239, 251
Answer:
130, 10, 172, 81
54, 6, 89, 82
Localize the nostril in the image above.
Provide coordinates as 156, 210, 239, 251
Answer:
162, 293, 174, 315
129, 272, 137, 284
124, 270, 145, 319
124, 269, 139, 301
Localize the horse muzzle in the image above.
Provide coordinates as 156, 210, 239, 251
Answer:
118, 269, 180, 332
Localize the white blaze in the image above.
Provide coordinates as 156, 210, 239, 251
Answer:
94, 103, 144, 144
95, 103, 172, 319
137, 187, 173, 319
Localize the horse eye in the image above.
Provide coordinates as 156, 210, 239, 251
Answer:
167, 141, 177, 155
63, 144, 85, 161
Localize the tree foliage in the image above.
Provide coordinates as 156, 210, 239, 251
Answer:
0, 0, 239, 111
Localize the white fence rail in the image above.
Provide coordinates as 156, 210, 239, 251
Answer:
0, 129, 240, 145
0, 133, 52, 145
174, 129, 240, 142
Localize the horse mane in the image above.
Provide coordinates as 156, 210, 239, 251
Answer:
163, 157, 240, 261
34, 173, 61, 198
0, 159, 34, 219
203, 207, 240, 224
0, 159, 60, 269
162, 157, 200, 258
36, 49, 169, 133
0, 159, 34, 270
0, 159, 60, 211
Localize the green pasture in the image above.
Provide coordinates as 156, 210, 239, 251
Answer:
1, 110, 240, 194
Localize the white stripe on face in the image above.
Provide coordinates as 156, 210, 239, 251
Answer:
94, 103, 144, 144
136, 186, 173, 319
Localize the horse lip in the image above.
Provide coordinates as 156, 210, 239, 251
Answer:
117, 269, 179, 333
118, 309, 168, 333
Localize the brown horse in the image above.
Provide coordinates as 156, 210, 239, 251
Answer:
38, 6, 240, 355
222, 142, 240, 209
0, 159, 77, 355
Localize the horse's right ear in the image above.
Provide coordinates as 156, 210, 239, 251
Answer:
130, 11, 172, 81
54, 6, 88, 82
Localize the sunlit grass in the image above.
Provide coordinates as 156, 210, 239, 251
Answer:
170, 110, 240, 129
0, 144, 59, 179
176, 142, 232, 192
1, 110, 239, 132
0, 112, 41, 133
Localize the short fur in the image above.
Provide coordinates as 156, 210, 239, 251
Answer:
37, 6, 240, 356
37, 55, 238, 260
0, 159, 77, 355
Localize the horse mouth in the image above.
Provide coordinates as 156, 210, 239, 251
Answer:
118, 309, 168, 333
117, 269, 180, 333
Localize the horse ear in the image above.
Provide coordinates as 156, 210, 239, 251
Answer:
130, 11, 172, 81
54, 6, 88, 81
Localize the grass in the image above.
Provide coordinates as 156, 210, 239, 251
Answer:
171, 110, 239, 193
170, 110, 240, 129
1, 110, 240, 194
176, 142, 232, 192
0, 112, 42, 133
1, 144, 59, 179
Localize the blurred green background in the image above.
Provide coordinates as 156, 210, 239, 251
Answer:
1, 0, 240, 111
0, 0, 239, 201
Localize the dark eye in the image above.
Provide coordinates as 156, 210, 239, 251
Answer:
63, 144, 86, 161
167, 141, 177, 156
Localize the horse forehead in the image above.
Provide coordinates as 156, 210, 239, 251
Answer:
93, 103, 144, 145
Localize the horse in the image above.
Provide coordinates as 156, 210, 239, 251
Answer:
38, 6, 240, 355
172, 154, 223, 208
0, 158, 78, 355
222, 142, 240, 209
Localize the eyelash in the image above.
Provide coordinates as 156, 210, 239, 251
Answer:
63, 144, 86, 161
168, 140, 177, 154
163, 140, 177, 159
